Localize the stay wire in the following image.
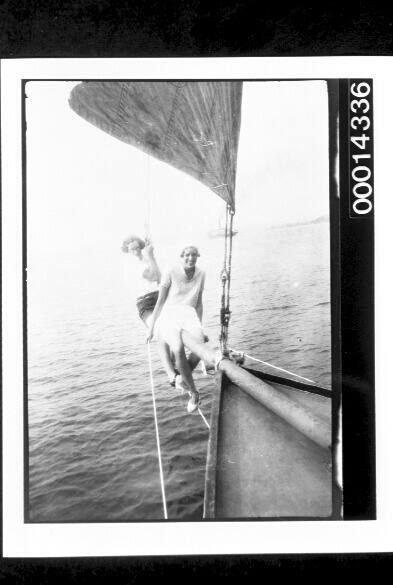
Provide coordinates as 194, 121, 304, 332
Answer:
144, 153, 151, 239
198, 406, 210, 429
226, 208, 235, 307
146, 342, 168, 519
228, 347, 317, 385
220, 204, 235, 352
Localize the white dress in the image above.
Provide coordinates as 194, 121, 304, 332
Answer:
156, 264, 205, 344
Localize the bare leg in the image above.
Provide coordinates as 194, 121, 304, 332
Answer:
185, 329, 206, 372
157, 341, 177, 382
172, 340, 199, 408
187, 352, 201, 372
143, 311, 177, 383
181, 330, 222, 369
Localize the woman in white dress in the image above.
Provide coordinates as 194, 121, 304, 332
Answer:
146, 246, 206, 413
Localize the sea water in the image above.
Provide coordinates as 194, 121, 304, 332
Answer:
28, 222, 331, 522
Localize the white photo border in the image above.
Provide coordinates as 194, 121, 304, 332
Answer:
1, 57, 391, 557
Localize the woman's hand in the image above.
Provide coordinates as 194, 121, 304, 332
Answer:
146, 326, 154, 343
144, 238, 154, 256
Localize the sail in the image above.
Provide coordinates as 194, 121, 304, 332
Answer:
69, 81, 242, 209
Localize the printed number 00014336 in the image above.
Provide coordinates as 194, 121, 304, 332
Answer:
349, 81, 373, 217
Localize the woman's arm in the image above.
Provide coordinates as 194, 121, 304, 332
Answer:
196, 288, 209, 341
143, 239, 162, 284
146, 285, 169, 342
196, 276, 205, 322
196, 292, 203, 323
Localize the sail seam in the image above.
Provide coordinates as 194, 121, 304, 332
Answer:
116, 82, 128, 132
164, 82, 183, 155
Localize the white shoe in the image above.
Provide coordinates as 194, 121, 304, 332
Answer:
187, 393, 199, 414
198, 361, 207, 375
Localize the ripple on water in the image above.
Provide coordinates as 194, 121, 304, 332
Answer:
28, 224, 331, 521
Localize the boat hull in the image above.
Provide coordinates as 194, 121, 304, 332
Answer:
204, 369, 333, 519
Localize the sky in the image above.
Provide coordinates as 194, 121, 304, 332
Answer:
25, 80, 329, 312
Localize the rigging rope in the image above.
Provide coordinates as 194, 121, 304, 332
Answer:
143, 152, 152, 238
228, 347, 317, 385
147, 342, 168, 519
198, 406, 210, 429
220, 204, 235, 353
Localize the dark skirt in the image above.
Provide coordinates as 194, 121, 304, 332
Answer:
136, 290, 159, 321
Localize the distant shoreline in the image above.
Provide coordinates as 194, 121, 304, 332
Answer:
268, 215, 329, 230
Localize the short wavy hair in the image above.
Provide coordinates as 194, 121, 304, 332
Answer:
121, 235, 145, 253
180, 246, 200, 257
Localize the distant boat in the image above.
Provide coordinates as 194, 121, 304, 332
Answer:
208, 227, 238, 239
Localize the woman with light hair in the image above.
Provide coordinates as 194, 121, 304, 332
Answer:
146, 245, 206, 413
122, 235, 182, 391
